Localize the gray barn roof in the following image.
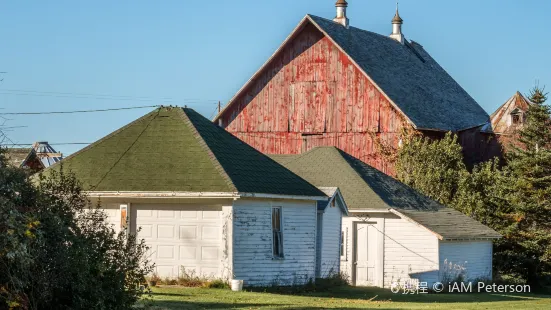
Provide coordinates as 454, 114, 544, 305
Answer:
308, 15, 489, 132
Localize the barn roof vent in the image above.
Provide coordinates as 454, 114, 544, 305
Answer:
389, 3, 405, 44
333, 0, 349, 29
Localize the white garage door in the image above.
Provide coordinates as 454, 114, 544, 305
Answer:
131, 204, 223, 279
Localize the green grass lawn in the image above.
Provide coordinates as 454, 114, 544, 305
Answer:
142, 285, 551, 310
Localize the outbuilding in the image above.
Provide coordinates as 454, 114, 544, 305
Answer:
271, 147, 501, 288
42, 107, 345, 287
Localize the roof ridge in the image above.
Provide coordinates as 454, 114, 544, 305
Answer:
179, 108, 238, 192
283, 146, 339, 165
39, 107, 161, 173
307, 14, 395, 42
332, 148, 384, 191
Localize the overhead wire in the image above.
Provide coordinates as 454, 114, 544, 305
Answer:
0, 88, 220, 103
0, 105, 160, 115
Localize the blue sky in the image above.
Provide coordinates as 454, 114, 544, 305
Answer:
0, 0, 549, 155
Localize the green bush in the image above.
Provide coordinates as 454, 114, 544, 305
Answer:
0, 152, 153, 309
203, 280, 229, 289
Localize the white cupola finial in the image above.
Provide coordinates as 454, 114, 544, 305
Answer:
333, 0, 349, 28
390, 2, 405, 44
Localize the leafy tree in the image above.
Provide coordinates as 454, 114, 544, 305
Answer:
452, 158, 511, 228
0, 149, 153, 310
394, 85, 551, 288
395, 131, 466, 206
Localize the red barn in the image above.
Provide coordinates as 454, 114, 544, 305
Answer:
214, 1, 491, 174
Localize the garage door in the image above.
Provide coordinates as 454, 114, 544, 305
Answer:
131, 204, 223, 279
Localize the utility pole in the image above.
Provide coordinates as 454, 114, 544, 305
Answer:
218, 101, 221, 113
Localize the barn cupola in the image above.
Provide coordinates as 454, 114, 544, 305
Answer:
333, 0, 349, 29
389, 3, 405, 44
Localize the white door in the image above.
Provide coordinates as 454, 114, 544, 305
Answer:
354, 222, 377, 286
131, 204, 222, 279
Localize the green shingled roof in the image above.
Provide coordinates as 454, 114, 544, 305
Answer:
270, 147, 501, 239
44, 107, 324, 197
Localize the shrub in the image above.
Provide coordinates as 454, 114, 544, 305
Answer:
0, 155, 153, 309
176, 268, 205, 287
202, 280, 229, 289
148, 272, 161, 286
316, 271, 350, 289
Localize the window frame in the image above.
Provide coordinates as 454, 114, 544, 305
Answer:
271, 206, 284, 259
340, 227, 347, 261
511, 113, 521, 125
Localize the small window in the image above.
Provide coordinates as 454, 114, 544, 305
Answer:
340, 231, 345, 256
512, 113, 521, 125
272, 207, 283, 258
340, 228, 347, 260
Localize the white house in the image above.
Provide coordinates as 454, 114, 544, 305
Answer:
271, 147, 502, 288
43, 106, 346, 287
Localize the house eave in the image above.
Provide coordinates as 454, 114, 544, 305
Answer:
389, 208, 502, 241
388, 208, 445, 240
442, 237, 502, 241
86, 191, 326, 201
238, 192, 327, 201
347, 208, 392, 213
86, 191, 240, 199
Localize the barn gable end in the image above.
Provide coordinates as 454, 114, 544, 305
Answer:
218, 18, 407, 173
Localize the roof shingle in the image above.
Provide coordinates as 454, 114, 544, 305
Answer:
43, 107, 324, 197
270, 147, 500, 239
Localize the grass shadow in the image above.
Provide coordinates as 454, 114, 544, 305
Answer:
247, 285, 550, 303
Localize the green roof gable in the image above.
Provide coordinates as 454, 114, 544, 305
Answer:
44, 107, 324, 197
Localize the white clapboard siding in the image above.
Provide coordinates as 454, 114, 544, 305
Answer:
319, 204, 342, 278
383, 213, 439, 287
439, 241, 493, 281
100, 203, 122, 234
232, 198, 317, 287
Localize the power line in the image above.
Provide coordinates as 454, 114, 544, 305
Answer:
0, 88, 220, 103
0, 105, 160, 115
0, 126, 27, 130
2, 143, 90, 147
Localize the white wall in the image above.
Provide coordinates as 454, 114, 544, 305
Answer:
232, 198, 317, 287
383, 213, 440, 287
97, 203, 122, 234
439, 241, 493, 281
319, 204, 342, 277
341, 212, 440, 288
221, 205, 233, 281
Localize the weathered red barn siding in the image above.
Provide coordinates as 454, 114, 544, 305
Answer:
220, 23, 408, 174
458, 127, 503, 168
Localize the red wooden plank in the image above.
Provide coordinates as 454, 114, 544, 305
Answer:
220, 23, 408, 175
